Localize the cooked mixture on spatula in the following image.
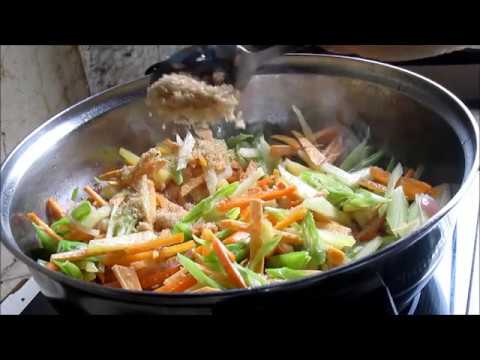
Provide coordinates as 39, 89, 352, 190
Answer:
146, 73, 242, 127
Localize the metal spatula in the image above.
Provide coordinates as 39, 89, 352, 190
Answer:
145, 45, 299, 90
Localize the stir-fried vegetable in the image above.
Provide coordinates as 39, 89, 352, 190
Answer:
27, 115, 447, 293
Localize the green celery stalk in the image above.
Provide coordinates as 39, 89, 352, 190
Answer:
33, 225, 58, 253
57, 240, 87, 253
177, 254, 222, 289
53, 260, 83, 280
267, 251, 312, 270
71, 201, 93, 221
235, 263, 268, 287
301, 211, 326, 267
266, 267, 320, 280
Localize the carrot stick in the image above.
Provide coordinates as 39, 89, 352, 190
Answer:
217, 186, 296, 212
275, 207, 307, 230
217, 198, 257, 212
218, 219, 251, 232
46, 198, 65, 221
104, 251, 156, 266
205, 229, 247, 288
138, 265, 181, 290
370, 167, 433, 200
105, 240, 194, 266
356, 216, 385, 242
26, 212, 63, 242
258, 186, 297, 201
223, 231, 250, 245
327, 247, 346, 268
155, 272, 197, 293
399, 177, 433, 201
248, 200, 264, 273
359, 179, 387, 195
240, 206, 250, 222
84, 186, 108, 207
157, 240, 195, 259
370, 167, 390, 185
257, 175, 275, 189
124, 233, 184, 255
46, 262, 59, 271
98, 168, 122, 180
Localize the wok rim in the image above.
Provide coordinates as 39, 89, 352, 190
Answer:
1, 53, 478, 303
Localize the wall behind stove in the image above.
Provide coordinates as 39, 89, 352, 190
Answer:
1, 45, 90, 300
78, 45, 189, 94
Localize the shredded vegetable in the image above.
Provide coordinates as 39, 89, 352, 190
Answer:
26, 116, 447, 292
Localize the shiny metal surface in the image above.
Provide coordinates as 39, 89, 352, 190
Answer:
1, 55, 478, 312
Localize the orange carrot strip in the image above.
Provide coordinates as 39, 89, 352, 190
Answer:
84, 186, 108, 207
104, 251, 155, 266
218, 219, 250, 232
157, 241, 195, 259
248, 200, 264, 273
26, 212, 63, 242
370, 167, 390, 186
46, 197, 65, 221
240, 206, 250, 222
399, 177, 433, 201
223, 231, 250, 245
204, 229, 247, 288
105, 241, 194, 266
275, 207, 307, 230
370, 167, 433, 200
98, 168, 122, 180
195, 245, 210, 256
46, 262, 59, 271
356, 216, 385, 242
217, 198, 256, 212
359, 179, 387, 195
327, 247, 346, 268
155, 272, 197, 293
257, 186, 296, 201
138, 264, 181, 290
124, 233, 184, 255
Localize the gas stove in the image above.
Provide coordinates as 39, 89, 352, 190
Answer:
1, 50, 479, 315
